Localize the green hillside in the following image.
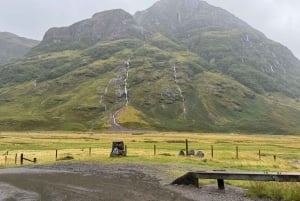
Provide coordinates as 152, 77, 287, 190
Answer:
0, 32, 39, 64
1, 0, 300, 133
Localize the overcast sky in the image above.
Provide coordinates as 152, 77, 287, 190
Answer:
1, 0, 300, 59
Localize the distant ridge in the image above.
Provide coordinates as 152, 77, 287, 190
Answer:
0, 32, 39, 64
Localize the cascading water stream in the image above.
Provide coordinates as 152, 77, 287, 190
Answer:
99, 80, 112, 105
124, 60, 130, 106
110, 59, 131, 129
99, 59, 131, 129
173, 65, 187, 118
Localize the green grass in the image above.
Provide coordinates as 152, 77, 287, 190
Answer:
247, 182, 300, 201
2, 36, 300, 133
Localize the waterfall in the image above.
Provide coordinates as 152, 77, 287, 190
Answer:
272, 52, 280, 66
112, 114, 117, 125
124, 59, 130, 106
111, 110, 122, 129
110, 59, 131, 129
271, 52, 286, 73
173, 65, 177, 83
99, 79, 112, 105
178, 86, 187, 115
173, 65, 187, 118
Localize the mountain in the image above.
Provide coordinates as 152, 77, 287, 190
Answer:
135, 0, 300, 97
32, 9, 149, 54
0, 32, 39, 64
1, 0, 300, 133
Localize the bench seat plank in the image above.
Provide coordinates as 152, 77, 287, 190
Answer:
171, 171, 300, 190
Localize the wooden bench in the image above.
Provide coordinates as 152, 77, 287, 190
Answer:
171, 171, 300, 190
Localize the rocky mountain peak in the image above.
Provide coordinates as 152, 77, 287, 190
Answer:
41, 9, 147, 49
134, 0, 248, 36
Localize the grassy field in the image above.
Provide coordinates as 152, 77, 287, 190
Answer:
0, 131, 300, 200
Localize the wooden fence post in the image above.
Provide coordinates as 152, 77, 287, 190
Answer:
89, 147, 91, 156
236, 146, 239, 160
55, 149, 58, 161
273, 155, 277, 162
211, 145, 214, 159
154, 144, 156, 156
5, 155, 7, 166
20, 153, 23, 165
259, 149, 261, 160
185, 139, 189, 156
15, 153, 17, 165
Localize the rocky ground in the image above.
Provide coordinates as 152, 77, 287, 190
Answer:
0, 163, 270, 201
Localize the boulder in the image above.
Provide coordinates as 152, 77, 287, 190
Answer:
196, 151, 205, 158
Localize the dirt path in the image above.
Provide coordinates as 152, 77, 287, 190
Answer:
0, 163, 188, 201
0, 163, 269, 201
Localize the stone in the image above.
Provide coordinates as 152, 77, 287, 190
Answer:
196, 151, 205, 158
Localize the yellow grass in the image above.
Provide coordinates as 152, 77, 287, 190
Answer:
0, 131, 299, 172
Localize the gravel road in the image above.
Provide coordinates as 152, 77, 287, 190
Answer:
0, 163, 270, 201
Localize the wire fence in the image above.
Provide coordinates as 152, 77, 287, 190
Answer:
1, 139, 299, 169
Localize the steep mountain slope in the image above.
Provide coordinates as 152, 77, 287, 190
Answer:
1, 1, 300, 133
0, 32, 39, 64
135, 0, 300, 97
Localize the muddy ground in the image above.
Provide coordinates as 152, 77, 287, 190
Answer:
0, 163, 268, 201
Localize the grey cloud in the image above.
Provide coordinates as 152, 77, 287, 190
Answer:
206, 0, 300, 58
0, 0, 300, 58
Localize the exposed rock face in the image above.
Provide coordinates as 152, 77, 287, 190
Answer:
134, 0, 249, 36
42, 9, 148, 46
0, 32, 39, 64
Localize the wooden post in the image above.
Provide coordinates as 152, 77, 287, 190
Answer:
5, 155, 7, 166
185, 139, 189, 156
89, 147, 91, 156
15, 153, 17, 165
20, 153, 23, 165
273, 155, 277, 162
211, 145, 214, 159
259, 149, 261, 160
193, 177, 199, 188
236, 146, 239, 160
55, 149, 58, 161
125, 145, 127, 156
217, 179, 225, 190
154, 144, 156, 156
